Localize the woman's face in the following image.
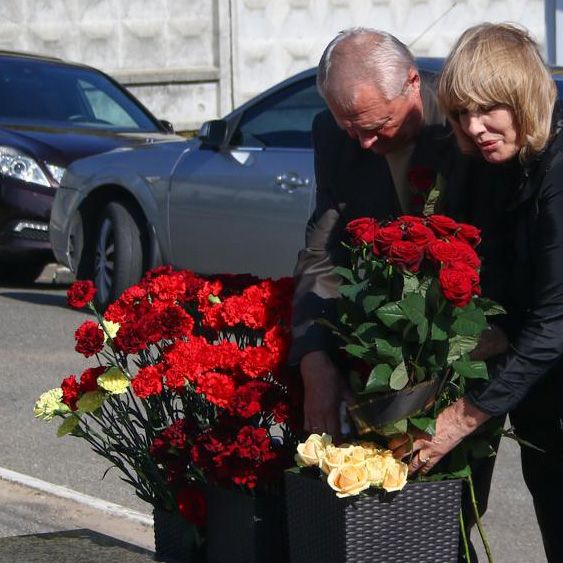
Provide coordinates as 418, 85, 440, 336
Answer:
458, 106, 520, 163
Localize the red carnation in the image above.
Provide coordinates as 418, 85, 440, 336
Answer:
408, 165, 436, 193
61, 375, 80, 411
176, 486, 207, 526
387, 240, 425, 273
67, 280, 96, 309
439, 263, 481, 308
79, 366, 105, 393
196, 372, 236, 409
346, 217, 380, 245
74, 320, 104, 357
131, 365, 163, 399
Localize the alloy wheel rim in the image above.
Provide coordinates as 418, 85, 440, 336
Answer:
94, 218, 115, 305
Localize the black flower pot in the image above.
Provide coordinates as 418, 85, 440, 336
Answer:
348, 377, 442, 436
153, 507, 204, 562
206, 486, 286, 563
285, 471, 462, 563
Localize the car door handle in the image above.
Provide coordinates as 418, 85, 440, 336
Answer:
274, 172, 311, 193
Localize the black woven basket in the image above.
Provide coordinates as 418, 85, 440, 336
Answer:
285, 472, 462, 563
153, 507, 202, 562
206, 486, 286, 563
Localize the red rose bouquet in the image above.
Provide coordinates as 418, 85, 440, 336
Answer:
327, 214, 503, 437
34, 267, 301, 531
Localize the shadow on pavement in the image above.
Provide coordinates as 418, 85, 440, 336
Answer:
0, 528, 158, 563
0, 291, 93, 314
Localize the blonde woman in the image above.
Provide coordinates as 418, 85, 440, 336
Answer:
392, 23, 563, 561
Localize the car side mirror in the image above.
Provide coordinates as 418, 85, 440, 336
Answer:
159, 120, 175, 134
199, 119, 228, 148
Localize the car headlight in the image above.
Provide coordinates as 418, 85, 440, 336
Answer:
0, 146, 66, 187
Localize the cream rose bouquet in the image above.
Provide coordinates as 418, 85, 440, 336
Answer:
294, 433, 407, 498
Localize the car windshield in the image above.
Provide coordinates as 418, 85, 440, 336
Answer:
0, 58, 161, 132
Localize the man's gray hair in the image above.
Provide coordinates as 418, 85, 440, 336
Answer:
317, 28, 416, 106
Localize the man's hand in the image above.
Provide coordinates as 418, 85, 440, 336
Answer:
301, 351, 343, 439
469, 325, 509, 361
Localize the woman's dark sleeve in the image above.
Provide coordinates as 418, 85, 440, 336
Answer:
468, 156, 563, 415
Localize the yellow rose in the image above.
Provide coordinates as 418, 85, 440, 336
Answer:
327, 462, 371, 498
295, 433, 332, 467
100, 319, 120, 342
382, 459, 408, 492
320, 444, 355, 475
365, 453, 393, 487
98, 367, 129, 394
33, 388, 69, 421
77, 390, 105, 412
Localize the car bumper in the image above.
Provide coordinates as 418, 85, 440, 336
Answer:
49, 185, 82, 270
0, 177, 54, 257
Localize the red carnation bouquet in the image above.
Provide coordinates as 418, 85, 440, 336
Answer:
34, 267, 301, 532
325, 214, 504, 438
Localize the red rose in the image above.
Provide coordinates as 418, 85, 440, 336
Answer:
67, 280, 96, 309
408, 165, 436, 192
176, 486, 207, 527
387, 240, 425, 273
403, 222, 436, 247
427, 215, 460, 237
74, 320, 104, 357
427, 239, 481, 269
131, 365, 163, 399
61, 375, 79, 411
346, 217, 380, 245
439, 264, 480, 307
372, 224, 403, 256
455, 223, 482, 247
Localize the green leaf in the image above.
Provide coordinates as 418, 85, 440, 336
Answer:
376, 302, 406, 327
452, 359, 489, 380
353, 322, 383, 343
473, 297, 507, 317
412, 364, 426, 383
375, 337, 403, 364
447, 334, 478, 363
417, 318, 429, 343
344, 344, 371, 360
334, 266, 357, 284
365, 364, 393, 392
389, 361, 409, 390
430, 320, 448, 341
339, 279, 370, 301
451, 307, 488, 336
377, 418, 409, 437
349, 370, 365, 394
363, 292, 387, 314
409, 416, 436, 435
399, 293, 426, 325
402, 273, 420, 295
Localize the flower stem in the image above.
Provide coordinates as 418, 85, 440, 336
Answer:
468, 473, 493, 563
458, 507, 471, 563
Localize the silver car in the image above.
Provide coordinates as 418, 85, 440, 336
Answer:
51, 60, 448, 308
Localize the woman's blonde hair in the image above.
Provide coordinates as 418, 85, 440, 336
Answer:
438, 23, 557, 160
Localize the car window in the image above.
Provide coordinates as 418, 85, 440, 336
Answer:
0, 58, 160, 132
231, 77, 326, 149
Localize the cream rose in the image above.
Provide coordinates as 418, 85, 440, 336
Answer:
327, 462, 371, 498
382, 459, 408, 492
320, 444, 355, 474
295, 433, 332, 467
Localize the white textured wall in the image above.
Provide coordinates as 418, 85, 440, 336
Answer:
0, 0, 547, 130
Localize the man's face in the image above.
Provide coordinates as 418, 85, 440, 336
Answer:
328, 72, 423, 154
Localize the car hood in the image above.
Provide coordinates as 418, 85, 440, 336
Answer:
0, 123, 184, 167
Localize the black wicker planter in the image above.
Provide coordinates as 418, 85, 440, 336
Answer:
206, 486, 286, 563
153, 507, 204, 562
285, 472, 462, 563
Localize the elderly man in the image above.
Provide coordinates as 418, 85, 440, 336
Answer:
291, 28, 468, 437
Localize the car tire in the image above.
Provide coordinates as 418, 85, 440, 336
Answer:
79, 201, 147, 310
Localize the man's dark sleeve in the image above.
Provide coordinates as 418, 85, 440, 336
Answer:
468, 158, 563, 416
289, 111, 346, 365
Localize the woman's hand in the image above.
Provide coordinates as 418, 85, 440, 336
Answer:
389, 397, 491, 475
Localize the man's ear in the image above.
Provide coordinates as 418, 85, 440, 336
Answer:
407, 68, 421, 92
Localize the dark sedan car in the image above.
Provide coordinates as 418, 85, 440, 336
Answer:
0, 51, 181, 281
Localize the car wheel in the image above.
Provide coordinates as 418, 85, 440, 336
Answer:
81, 201, 147, 309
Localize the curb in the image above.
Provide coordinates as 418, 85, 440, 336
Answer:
0, 466, 152, 527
